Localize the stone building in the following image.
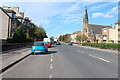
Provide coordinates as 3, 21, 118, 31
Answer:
82, 7, 112, 43
102, 19, 120, 43
0, 7, 16, 41
70, 31, 81, 43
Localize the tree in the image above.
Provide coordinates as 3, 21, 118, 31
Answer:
82, 35, 88, 41
76, 35, 82, 42
13, 25, 28, 43
34, 26, 47, 41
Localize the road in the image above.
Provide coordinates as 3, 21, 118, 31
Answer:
2, 43, 118, 78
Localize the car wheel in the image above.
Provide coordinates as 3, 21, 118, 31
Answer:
46, 50, 48, 53
31, 52, 34, 54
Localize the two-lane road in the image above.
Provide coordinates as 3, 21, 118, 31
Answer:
2, 43, 118, 78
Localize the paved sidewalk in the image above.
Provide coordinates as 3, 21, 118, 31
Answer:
61, 42, 118, 53
0, 47, 31, 72
73, 44, 118, 54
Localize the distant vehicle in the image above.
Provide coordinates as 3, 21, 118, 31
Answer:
54, 39, 58, 43
43, 38, 51, 43
43, 38, 52, 45
68, 42, 73, 45
46, 42, 51, 47
31, 41, 48, 54
56, 41, 61, 45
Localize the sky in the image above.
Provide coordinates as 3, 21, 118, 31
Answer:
1, 1, 119, 38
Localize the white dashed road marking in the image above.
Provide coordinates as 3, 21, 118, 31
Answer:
76, 50, 84, 54
81, 52, 84, 53
89, 54, 110, 63
50, 64, 53, 69
49, 75, 52, 78
97, 57, 110, 63
51, 58, 53, 62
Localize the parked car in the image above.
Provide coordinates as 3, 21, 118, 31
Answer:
68, 42, 73, 45
56, 41, 61, 45
31, 41, 48, 54
46, 42, 51, 47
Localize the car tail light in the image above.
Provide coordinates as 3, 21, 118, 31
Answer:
42, 43, 44, 46
32, 43, 34, 46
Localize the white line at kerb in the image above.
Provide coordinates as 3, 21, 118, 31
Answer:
89, 54, 110, 63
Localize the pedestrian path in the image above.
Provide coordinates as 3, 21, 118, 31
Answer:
1, 47, 31, 72
73, 44, 118, 54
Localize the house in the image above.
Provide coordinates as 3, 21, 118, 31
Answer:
70, 31, 81, 43
82, 7, 112, 43
0, 7, 16, 41
2, 6, 25, 38
102, 19, 120, 43
65, 34, 71, 42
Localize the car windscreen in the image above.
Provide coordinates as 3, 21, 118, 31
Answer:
34, 43, 44, 46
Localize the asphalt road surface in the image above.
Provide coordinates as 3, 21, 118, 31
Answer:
2, 43, 118, 78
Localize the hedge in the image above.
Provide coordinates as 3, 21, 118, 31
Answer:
82, 43, 120, 50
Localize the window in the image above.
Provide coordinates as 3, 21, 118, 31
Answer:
12, 13, 16, 19
103, 29, 107, 32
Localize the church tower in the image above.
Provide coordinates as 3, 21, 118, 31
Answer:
83, 7, 88, 26
83, 7, 89, 38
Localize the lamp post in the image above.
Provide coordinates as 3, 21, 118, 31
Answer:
81, 30, 83, 46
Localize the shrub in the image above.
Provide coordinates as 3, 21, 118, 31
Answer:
7, 37, 13, 43
82, 43, 120, 50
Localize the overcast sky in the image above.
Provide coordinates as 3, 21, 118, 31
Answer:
1, 1, 119, 38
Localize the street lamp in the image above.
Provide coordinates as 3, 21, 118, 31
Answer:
81, 30, 83, 46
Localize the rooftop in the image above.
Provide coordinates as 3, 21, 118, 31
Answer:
88, 24, 112, 28
3, 9, 16, 14
114, 19, 120, 24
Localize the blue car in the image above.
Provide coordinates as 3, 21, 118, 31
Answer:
31, 41, 48, 54
68, 42, 73, 45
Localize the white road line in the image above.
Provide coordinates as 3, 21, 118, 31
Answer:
81, 52, 84, 53
76, 50, 84, 54
97, 57, 110, 63
49, 75, 52, 78
89, 54, 96, 58
51, 54, 53, 56
51, 58, 53, 62
89, 54, 110, 63
50, 64, 53, 69
76, 50, 81, 52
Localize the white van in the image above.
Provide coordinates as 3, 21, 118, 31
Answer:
43, 38, 51, 43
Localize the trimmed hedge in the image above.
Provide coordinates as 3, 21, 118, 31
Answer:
82, 43, 120, 50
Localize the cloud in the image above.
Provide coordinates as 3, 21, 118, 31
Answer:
37, 19, 50, 26
92, 6, 118, 18
1, 0, 119, 2
89, 2, 113, 11
92, 12, 113, 18
54, 26, 63, 31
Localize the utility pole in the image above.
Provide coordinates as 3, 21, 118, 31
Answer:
81, 30, 83, 46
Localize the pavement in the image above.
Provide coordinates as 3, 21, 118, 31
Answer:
2, 43, 118, 79
0, 46, 31, 73
73, 44, 119, 54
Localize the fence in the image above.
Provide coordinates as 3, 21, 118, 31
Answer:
2, 43, 32, 51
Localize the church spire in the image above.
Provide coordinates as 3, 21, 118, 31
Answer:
83, 7, 88, 26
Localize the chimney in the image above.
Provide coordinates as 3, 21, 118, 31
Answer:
19, 12, 24, 18
11, 7, 19, 13
3, 6, 9, 9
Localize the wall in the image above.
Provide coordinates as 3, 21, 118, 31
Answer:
0, 9, 10, 40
